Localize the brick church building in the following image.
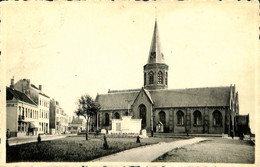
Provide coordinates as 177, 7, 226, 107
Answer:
94, 21, 248, 136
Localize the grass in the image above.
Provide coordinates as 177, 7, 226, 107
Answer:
6, 135, 187, 162
154, 138, 255, 164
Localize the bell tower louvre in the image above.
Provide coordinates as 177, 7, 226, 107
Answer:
144, 20, 169, 90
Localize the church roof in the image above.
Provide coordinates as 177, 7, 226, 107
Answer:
96, 86, 231, 110
147, 20, 165, 64
96, 90, 139, 110
149, 87, 231, 108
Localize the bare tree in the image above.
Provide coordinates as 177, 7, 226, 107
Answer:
75, 94, 100, 140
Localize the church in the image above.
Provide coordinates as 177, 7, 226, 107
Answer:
94, 21, 244, 136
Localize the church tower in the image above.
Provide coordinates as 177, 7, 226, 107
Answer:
144, 20, 169, 90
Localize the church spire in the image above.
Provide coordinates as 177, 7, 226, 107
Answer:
143, 20, 168, 90
147, 20, 165, 64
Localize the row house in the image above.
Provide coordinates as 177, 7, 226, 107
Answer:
50, 99, 68, 134
6, 87, 39, 137
6, 78, 50, 136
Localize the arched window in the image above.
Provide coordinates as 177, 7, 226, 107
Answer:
105, 113, 109, 126
149, 71, 154, 84
114, 112, 120, 119
159, 111, 166, 125
177, 111, 184, 125
139, 104, 146, 128
165, 72, 168, 85
213, 110, 222, 126
193, 110, 202, 125
158, 71, 163, 84
144, 72, 146, 86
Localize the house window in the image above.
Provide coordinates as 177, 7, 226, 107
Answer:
149, 71, 154, 84
213, 110, 222, 126
114, 112, 120, 119
193, 110, 202, 126
177, 111, 184, 125
105, 113, 109, 126
158, 71, 163, 84
165, 72, 168, 85
19, 106, 21, 115
26, 109, 28, 118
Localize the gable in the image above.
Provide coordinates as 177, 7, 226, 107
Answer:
132, 88, 153, 107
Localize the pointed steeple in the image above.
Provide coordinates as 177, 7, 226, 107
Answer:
147, 20, 165, 64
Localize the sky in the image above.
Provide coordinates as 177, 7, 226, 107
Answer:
2, 1, 258, 132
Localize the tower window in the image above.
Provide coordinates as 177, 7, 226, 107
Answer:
144, 72, 146, 86
165, 72, 168, 85
158, 71, 163, 84
149, 71, 154, 84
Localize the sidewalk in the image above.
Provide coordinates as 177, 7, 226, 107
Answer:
92, 137, 207, 162
8, 134, 68, 146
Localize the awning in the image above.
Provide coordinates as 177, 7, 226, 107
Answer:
29, 123, 36, 129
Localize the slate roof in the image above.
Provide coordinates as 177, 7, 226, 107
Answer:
96, 90, 139, 110
149, 87, 231, 108
39, 92, 50, 98
96, 86, 231, 110
6, 87, 37, 106
147, 20, 165, 64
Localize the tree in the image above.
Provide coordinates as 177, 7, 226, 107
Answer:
75, 94, 100, 140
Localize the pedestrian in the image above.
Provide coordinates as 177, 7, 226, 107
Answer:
136, 136, 140, 143
231, 130, 234, 139
103, 135, 109, 149
37, 134, 41, 142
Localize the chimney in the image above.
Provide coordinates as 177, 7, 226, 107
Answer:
39, 85, 42, 91
10, 76, 14, 88
27, 79, 31, 88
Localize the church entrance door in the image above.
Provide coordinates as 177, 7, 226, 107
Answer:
139, 104, 146, 129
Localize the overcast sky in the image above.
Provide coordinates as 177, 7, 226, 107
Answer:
2, 1, 258, 132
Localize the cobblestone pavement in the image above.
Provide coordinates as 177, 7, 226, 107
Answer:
92, 137, 208, 162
